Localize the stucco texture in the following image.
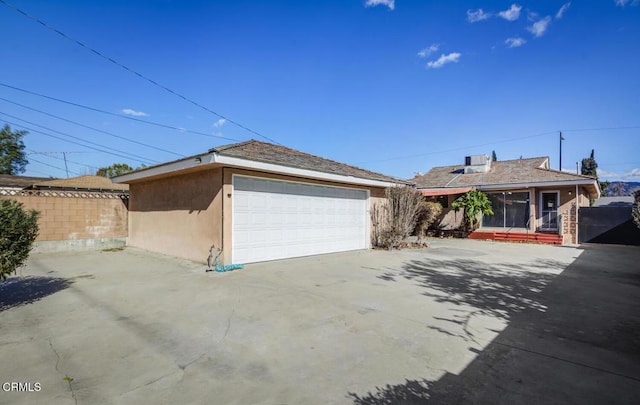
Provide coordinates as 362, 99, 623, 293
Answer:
128, 166, 387, 264
128, 168, 223, 263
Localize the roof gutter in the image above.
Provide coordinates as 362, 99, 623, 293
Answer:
113, 152, 401, 188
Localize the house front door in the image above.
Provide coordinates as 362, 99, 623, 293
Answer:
540, 191, 559, 230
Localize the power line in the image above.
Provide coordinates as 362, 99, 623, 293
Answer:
1, 112, 157, 163
0, 97, 184, 158
0, 82, 241, 142
562, 126, 640, 133
0, 0, 280, 145
27, 150, 99, 171
27, 156, 83, 176
355, 125, 640, 167
0, 114, 157, 164
355, 131, 559, 165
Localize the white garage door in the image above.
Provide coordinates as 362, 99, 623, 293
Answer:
232, 175, 369, 263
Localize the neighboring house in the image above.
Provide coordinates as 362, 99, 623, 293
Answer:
113, 140, 407, 264
409, 155, 600, 245
0, 175, 129, 250
26, 175, 130, 194
0, 174, 51, 191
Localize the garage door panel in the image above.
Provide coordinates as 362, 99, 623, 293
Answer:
233, 176, 367, 263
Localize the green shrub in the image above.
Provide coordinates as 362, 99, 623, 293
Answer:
451, 190, 494, 231
0, 200, 40, 280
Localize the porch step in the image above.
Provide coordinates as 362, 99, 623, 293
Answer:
469, 231, 563, 245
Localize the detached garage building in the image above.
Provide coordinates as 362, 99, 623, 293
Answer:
113, 140, 405, 264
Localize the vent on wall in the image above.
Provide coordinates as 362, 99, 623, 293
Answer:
464, 155, 491, 174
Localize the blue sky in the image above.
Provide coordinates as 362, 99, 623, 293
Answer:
1, 0, 639, 181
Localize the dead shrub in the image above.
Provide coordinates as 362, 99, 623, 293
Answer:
371, 186, 422, 249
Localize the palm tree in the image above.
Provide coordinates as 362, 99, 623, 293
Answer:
451, 190, 494, 231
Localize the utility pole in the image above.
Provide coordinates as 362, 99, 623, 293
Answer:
62, 152, 69, 178
559, 132, 565, 171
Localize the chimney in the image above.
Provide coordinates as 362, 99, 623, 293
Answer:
463, 154, 491, 174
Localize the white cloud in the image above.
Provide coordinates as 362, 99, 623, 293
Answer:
614, 0, 637, 6
505, 37, 526, 48
426, 52, 461, 69
417, 44, 439, 58
121, 108, 148, 117
467, 9, 490, 23
364, 0, 395, 10
528, 16, 552, 37
598, 168, 640, 181
213, 118, 227, 128
556, 2, 571, 19
498, 4, 522, 21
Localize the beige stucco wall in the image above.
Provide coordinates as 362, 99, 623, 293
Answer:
1, 193, 128, 241
128, 168, 223, 263
127, 166, 388, 264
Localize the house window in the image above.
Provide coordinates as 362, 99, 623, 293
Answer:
482, 192, 530, 229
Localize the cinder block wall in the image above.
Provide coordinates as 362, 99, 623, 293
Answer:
1, 192, 128, 241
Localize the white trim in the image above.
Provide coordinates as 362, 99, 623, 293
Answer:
539, 190, 560, 231
480, 190, 532, 230
113, 153, 215, 183
476, 179, 597, 191
216, 155, 398, 188
230, 173, 237, 265
113, 152, 400, 188
365, 189, 371, 249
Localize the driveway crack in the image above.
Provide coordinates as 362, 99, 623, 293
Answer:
48, 338, 77, 405
222, 308, 235, 342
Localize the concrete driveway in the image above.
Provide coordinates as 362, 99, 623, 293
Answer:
1, 239, 639, 404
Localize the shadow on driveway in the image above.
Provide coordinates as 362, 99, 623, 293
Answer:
0, 276, 74, 312
349, 245, 640, 404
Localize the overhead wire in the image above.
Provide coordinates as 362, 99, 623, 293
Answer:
355, 126, 640, 166
27, 150, 99, 172
0, 97, 184, 158
0, 0, 280, 145
0, 114, 158, 164
0, 82, 241, 142
27, 156, 83, 176
355, 131, 560, 165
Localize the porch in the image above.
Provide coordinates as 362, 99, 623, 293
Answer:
469, 229, 563, 245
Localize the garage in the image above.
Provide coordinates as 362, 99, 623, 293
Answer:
115, 139, 401, 264
232, 175, 369, 263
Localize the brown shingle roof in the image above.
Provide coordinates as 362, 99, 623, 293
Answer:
211, 140, 408, 184
0, 174, 51, 188
410, 157, 598, 188
31, 175, 129, 192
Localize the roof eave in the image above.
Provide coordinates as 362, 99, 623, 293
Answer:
476, 179, 600, 198
113, 152, 402, 188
